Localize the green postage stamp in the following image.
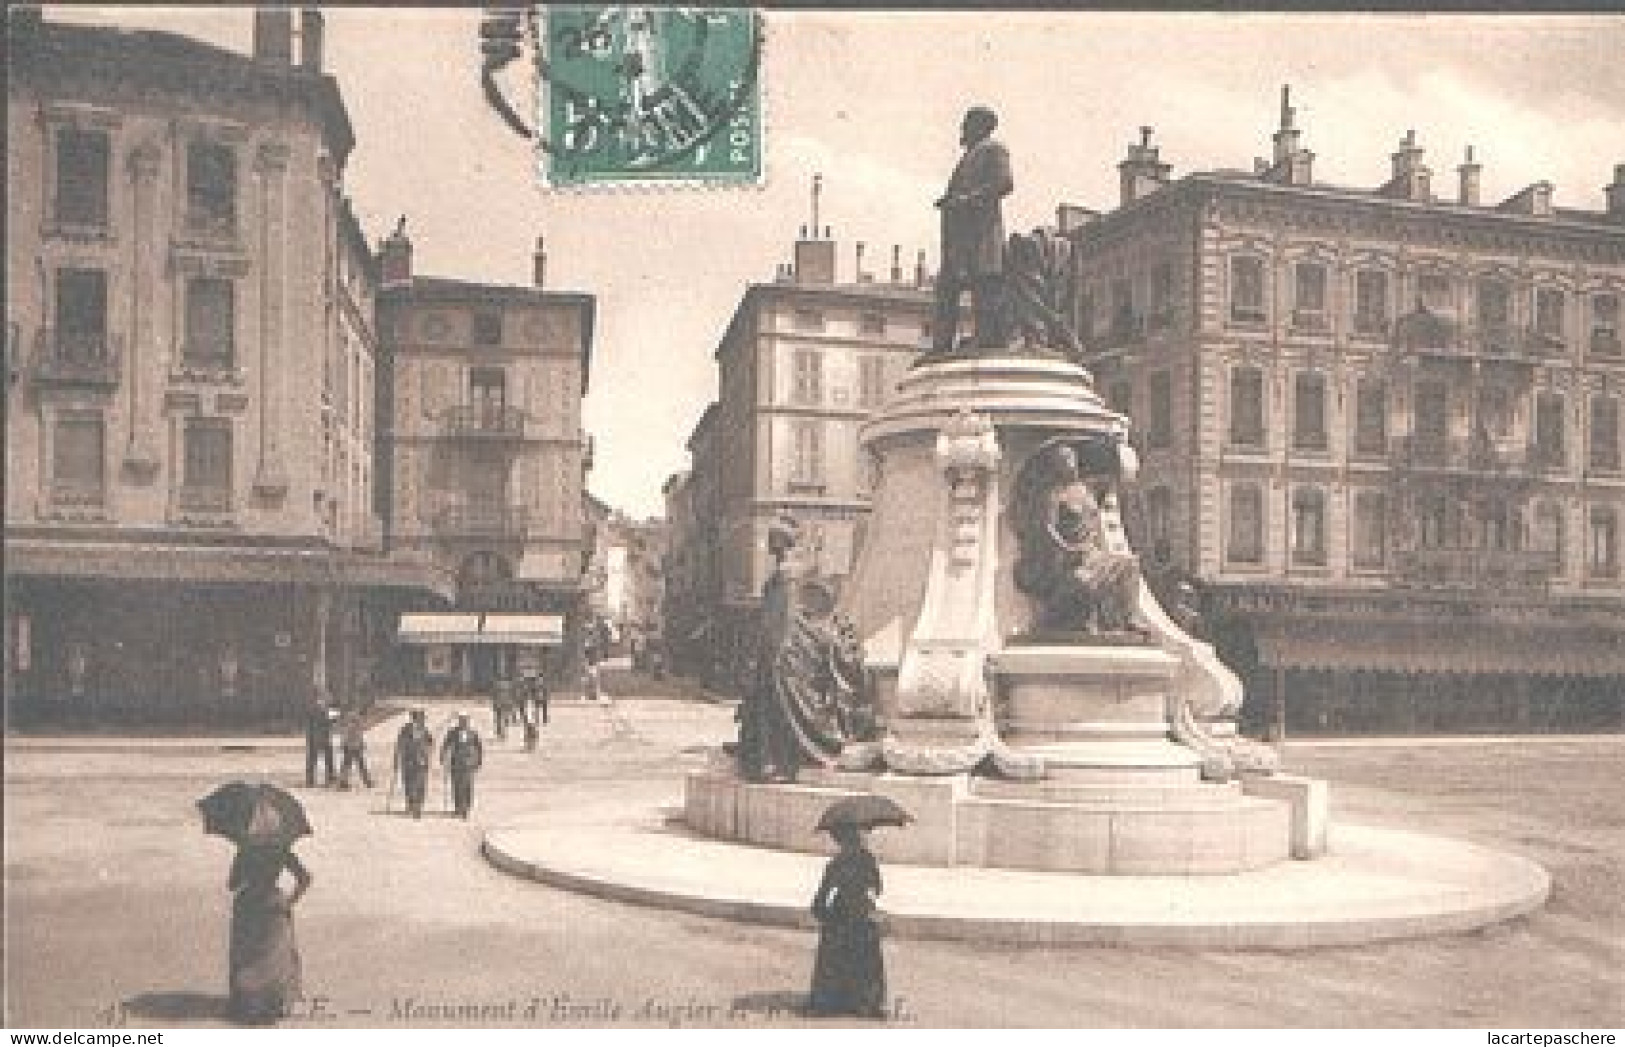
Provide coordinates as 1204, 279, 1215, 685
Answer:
538, 7, 763, 188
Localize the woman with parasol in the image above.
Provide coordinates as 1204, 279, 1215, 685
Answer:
806, 795, 909, 1019
198, 782, 313, 1025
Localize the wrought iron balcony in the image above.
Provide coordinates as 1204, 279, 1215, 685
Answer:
176, 485, 233, 513
178, 207, 240, 248
32, 329, 122, 389
442, 404, 528, 441
1592, 329, 1623, 358
1393, 434, 1466, 470
434, 503, 530, 538
1394, 546, 1563, 588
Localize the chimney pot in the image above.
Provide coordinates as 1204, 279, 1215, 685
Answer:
1458, 146, 1482, 207
253, 8, 294, 64
1608, 164, 1625, 218
298, 9, 324, 72
533, 235, 547, 288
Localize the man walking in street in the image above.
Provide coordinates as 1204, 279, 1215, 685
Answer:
393, 709, 434, 818
303, 689, 338, 788
337, 706, 373, 789
440, 712, 485, 819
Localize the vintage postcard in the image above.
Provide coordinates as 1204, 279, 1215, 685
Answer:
5, 3, 1623, 1037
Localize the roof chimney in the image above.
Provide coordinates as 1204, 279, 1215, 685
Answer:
915, 249, 930, 288
1118, 126, 1171, 207
1381, 130, 1432, 202
890, 245, 903, 284
532, 234, 547, 288
253, 8, 294, 65
1265, 85, 1315, 187
379, 216, 413, 289
298, 9, 324, 72
1272, 85, 1299, 165
793, 233, 836, 285
856, 242, 874, 283
1606, 163, 1625, 221
1056, 203, 1099, 233
1498, 181, 1554, 218
1458, 146, 1482, 207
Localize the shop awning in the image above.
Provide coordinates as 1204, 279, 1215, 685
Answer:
396, 613, 565, 646
480, 614, 565, 645
397, 613, 484, 645
1256, 619, 1625, 678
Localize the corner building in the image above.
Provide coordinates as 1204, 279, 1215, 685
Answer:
1066, 95, 1625, 733
5, 11, 442, 725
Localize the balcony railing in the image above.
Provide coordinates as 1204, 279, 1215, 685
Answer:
178, 206, 239, 247
442, 404, 528, 440
1399, 317, 1567, 362
1393, 434, 1466, 469
1592, 330, 1623, 358
1394, 546, 1563, 588
32, 329, 123, 388
434, 503, 530, 538
49, 479, 106, 508
177, 485, 233, 513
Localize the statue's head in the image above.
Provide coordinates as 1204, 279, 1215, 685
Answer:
767, 514, 800, 562
960, 106, 998, 146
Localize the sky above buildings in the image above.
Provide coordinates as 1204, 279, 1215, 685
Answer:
45, 7, 1625, 518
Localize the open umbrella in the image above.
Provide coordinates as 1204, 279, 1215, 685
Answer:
815, 794, 913, 833
198, 782, 312, 847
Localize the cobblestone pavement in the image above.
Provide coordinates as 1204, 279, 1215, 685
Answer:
5, 684, 1621, 1029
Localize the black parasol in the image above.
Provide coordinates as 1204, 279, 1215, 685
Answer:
815, 794, 913, 833
198, 782, 313, 848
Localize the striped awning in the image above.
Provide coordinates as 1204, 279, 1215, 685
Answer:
1255, 619, 1625, 677
397, 613, 483, 645
480, 614, 565, 645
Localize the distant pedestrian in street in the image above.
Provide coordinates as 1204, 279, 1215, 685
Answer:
392, 709, 434, 818
303, 690, 338, 788
337, 707, 373, 789
491, 677, 515, 741
807, 824, 887, 1019
440, 712, 484, 819
523, 668, 550, 726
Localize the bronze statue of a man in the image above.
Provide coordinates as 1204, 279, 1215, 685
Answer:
930, 106, 1012, 357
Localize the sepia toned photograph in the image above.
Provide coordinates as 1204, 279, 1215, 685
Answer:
4, 3, 1622, 1034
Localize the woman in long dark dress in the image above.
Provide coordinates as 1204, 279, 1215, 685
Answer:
807, 824, 886, 1019
228, 843, 311, 1024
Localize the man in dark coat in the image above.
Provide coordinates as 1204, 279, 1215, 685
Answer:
930, 106, 1013, 356
440, 712, 485, 819
303, 690, 338, 788
393, 709, 434, 818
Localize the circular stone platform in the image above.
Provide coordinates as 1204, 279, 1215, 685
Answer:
483, 804, 1550, 950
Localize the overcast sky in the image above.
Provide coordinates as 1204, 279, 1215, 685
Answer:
46, 7, 1625, 518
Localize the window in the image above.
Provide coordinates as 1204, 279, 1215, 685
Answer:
858, 355, 888, 409
1229, 366, 1265, 448
1107, 380, 1133, 418
54, 128, 109, 229
790, 421, 824, 487
1594, 295, 1621, 356
1590, 395, 1620, 473
469, 367, 506, 427
1531, 500, 1564, 558
1149, 261, 1174, 328
1354, 379, 1388, 457
1291, 487, 1327, 566
183, 277, 235, 366
1352, 491, 1387, 569
1418, 272, 1453, 313
1534, 288, 1565, 341
1294, 262, 1327, 315
859, 313, 886, 337
1146, 371, 1172, 449
791, 348, 823, 405
1590, 506, 1618, 578
1353, 270, 1389, 336
1230, 256, 1265, 323
1413, 380, 1450, 463
182, 418, 233, 510
1144, 486, 1172, 565
1476, 278, 1512, 329
1293, 372, 1328, 452
52, 414, 105, 503
792, 309, 824, 331
472, 308, 503, 347
1110, 279, 1136, 339
1227, 485, 1264, 564
54, 268, 107, 358
185, 140, 237, 237
1535, 393, 1566, 470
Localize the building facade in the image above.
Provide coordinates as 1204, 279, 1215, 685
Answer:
1067, 94, 1625, 733
670, 233, 935, 687
376, 230, 596, 693
5, 10, 440, 725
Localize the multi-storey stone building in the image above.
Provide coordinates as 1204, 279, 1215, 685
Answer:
376, 228, 596, 693
1067, 90, 1625, 733
5, 10, 441, 724
671, 231, 935, 685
